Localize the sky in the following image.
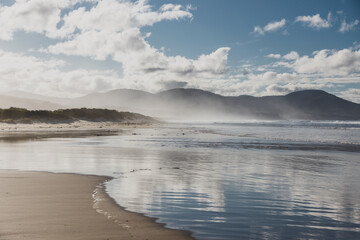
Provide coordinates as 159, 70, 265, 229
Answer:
0, 0, 359, 102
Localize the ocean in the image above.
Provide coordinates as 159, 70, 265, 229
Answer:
1, 121, 360, 240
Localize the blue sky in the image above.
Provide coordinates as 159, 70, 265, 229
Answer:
147, 0, 359, 60
0, 0, 359, 102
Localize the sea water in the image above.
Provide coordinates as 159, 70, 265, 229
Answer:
0, 121, 359, 240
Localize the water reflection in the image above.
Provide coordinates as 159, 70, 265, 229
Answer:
0, 124, 359, 239
105, 147, 360, 239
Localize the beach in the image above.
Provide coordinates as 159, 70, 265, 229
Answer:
0, 121, 158, 142
0, 121, 359, 240
0, 121, 156, 132
0, 170, 194, 240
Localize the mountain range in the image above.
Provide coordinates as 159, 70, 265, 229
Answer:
1, 89, 360, 121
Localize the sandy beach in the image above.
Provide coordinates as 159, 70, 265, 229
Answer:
0, 170, 194, 240
0, 121, 157, 132
0, 121, 158, 142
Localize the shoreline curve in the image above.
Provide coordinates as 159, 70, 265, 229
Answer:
0, 170, 195, 240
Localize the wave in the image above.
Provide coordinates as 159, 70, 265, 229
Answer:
212, 120, 360, 129
152, 122, 360, 152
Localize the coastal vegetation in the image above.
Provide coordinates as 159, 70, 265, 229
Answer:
0, 107, 154, 124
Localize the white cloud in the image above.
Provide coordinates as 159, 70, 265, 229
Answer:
120, 47, 231, 92
251, 19, 286, 36
0, 47, 232, 97
267, 53, 281, 59
54, 0, 193, 38
252, 26, 264, 36
231, 45, 360, 100
194, 48, 230, 75
43, 0, 230, 90
47, 27, 230, 86
339, 19, 359, 33
48, 28, 151, 61
229, 70, 335, 98
0, 0, 193, 40
295, 12, 332, 29
264, 84, 317, 96
283, 51, 299, 60
219, 71, 303, 96
0, 0, 232, 94
0, 49, 123, 97
264, 19, 286, 32
252, 71, 299, 84
0, 1, 358, 101
339, 88, 360, 103
0, 0, 81, 40
291, 48, 360, 76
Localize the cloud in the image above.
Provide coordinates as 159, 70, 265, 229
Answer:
0, 49, 123, 97
283, 51, 299, 60
194, 48, 230, 75
41, 0, 229, 91
0, 0, 80, 40
295, 12, 332, 29
231, 44, 360, 100
264, 19, 286, 32
0, 47, 229, 97
0, 1, 358, 102
339, 19, 359, 33
338, 88, 360, 103
0, 0, 193, 40
0, 0, 232, 94
267, 53, 281, 59
53, 0, 193, 38
289, 48, 360, 76
231, 70, 334, 98
251, 19, 286, 36
264, 84, 311, 95
252, 26, 264, 36
159, 80, 188, 90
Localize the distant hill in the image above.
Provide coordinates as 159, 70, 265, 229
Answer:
3, 89, 360, 121
70, 88, 360, 120
0, 95, 63, 110
72, 89, 157, 113
281, 90, 360, 120
0, 108, 155, 124
160, 89, 360, 120
223, 90, 360, 120
1, 91, 71, 105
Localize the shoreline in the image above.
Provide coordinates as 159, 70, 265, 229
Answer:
0, 121, 159, 141
0, 120, 158, 132
0, 170, 194, 240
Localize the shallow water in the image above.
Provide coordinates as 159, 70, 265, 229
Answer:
1, 121, 360, 240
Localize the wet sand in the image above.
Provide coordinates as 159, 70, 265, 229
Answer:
0, 170, 194, 240
0, 121, 156, 132
0, 121, 158, 142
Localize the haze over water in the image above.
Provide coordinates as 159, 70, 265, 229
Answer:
1, 121, 360, 240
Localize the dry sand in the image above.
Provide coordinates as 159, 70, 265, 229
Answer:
0, 170, 194, 240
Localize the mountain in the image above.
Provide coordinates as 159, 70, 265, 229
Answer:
70, 89, 159, 115
0, 95, 63, 110
1, 91, 71, 105
73, 89, 155, 107
67, 88, 360, 121
227, 90, 360, 120
3, 89, 359, 120
282, 90, 360, 120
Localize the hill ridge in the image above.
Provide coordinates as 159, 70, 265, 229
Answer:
1, 89, 359, 121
